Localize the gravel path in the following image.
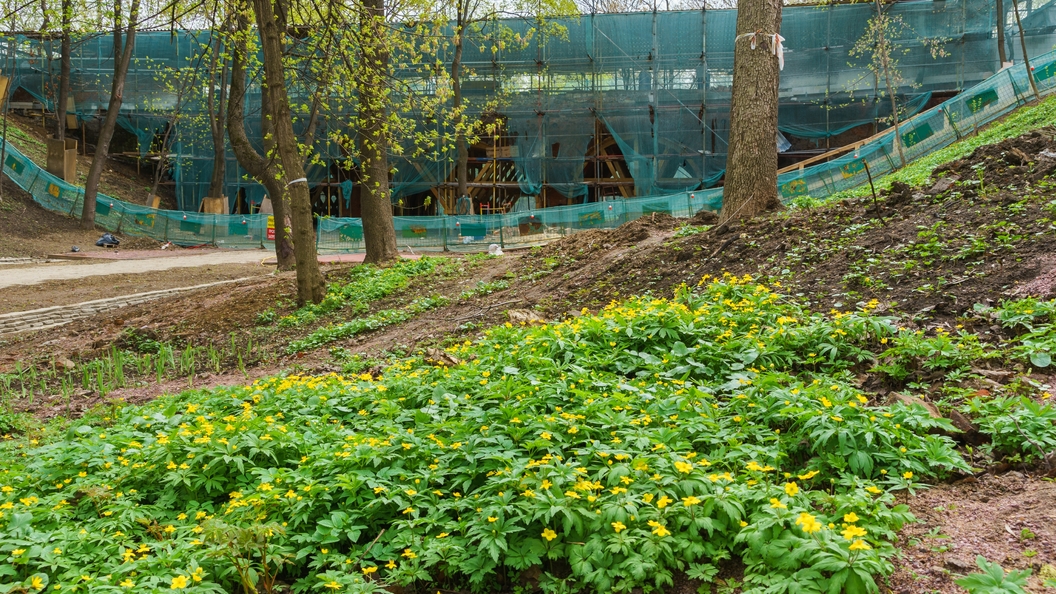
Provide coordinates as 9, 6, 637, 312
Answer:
0, 251, 269, 289
0, 278, 255, 336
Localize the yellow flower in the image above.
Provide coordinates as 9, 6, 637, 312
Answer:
841, 525, 867, 540
611, 521, 626, 532
362, 566, 378, 575
682, 496, 701, 507
843, 512, 860, 524
784, 482, 799, 497
647, 520, 670, 537
541, 528, 557, 541
794, 512, 822, 534
769, 498, 786, 509
797, 470, 819, 480
487, 516, 497, 523
657, 495, 672, 509
541, 480, 552, 490
674, 461, 693, 474
52, 548, 62, 555
170, 575, 189, 589
324, 581, 341, 590
865, 486, 883, 495
849, 539, 871, 551
120, 579, 135, 588
386, 560, 397, 569
11, 548, 25, 556
902, 471, 913, 479
641, 493, 654, 503
739, 521, 748, 527
30, 576, 44, 590
401, 549, 417, 559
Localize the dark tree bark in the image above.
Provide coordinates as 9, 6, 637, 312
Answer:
227, 11, 295, 270
452, 10, 469, 202
1011, 0, 1040, 100
251, 0, 325, 304
871, 0, 905, 166
207, 35, 228, 200
719, 0, 783, 224
54, 0, 70, 141
996, 0, 1008, 65
356, 0, 400, 264
80, 0, 140, 229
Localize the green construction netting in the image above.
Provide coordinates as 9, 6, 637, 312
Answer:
4, 44, 1056, 254
6, 0, 1054, 211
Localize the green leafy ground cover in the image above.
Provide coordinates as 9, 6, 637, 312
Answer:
275, 257, 449, 329
2, 275, 1054, 594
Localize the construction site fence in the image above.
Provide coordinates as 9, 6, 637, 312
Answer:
3, 46, 1056, 254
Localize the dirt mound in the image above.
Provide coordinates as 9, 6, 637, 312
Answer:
534, 212, 679, 261
935, 126, 1056, 185
0, 177, 164, 258
512, 127, 1056, 322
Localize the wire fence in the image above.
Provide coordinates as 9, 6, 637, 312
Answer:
3, 47, 1055, 253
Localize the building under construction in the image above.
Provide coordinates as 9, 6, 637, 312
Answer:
6, 0, 1056, 217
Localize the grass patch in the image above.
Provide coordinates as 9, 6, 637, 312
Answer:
287, 295, 450, 353
829, 94, 1056, 201
278, 257, 448, 329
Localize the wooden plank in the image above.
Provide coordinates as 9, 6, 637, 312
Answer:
201, 197, 228, 214
776, 127, 895, 175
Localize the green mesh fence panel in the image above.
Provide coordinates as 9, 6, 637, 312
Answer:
10, 0, 1054, 210
4, 7, 1056, 253
4, 45, 1056, 252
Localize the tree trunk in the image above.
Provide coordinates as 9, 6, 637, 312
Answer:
874, 0, 906, 166
452, 19, 469, 202
54, 0, 70, 141
207, 38, 227, 200
356, 0, 400, 264
81, 0, 139, 229
996, 0, 1008, 65
251, 0, 325, 304
226, 10, 295, 270
719, 0, 783, 225
1011, 0, 1040, 100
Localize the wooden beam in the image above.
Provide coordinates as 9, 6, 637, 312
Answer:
777, 128, 895, 175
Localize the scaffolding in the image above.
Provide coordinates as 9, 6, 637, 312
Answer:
4, 0, 1056, 214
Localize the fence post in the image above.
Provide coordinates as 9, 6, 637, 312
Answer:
499, 222, 505, 248
942, 105, 963, 140
163, 214, 170, 241
441, 220, 448, 251
1008, 68, 1024, 105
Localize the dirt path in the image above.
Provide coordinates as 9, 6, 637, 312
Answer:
0, 278, 254, 336
0, 250, 270, 289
